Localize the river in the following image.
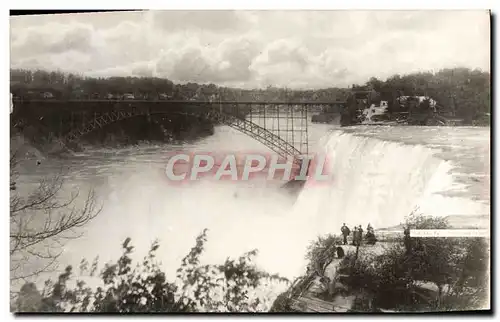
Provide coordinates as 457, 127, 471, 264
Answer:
12, 121, 490, 295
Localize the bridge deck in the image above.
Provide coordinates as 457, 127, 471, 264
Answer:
13, 99, 346, 105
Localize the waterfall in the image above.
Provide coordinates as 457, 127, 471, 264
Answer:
293, 130, 451, 234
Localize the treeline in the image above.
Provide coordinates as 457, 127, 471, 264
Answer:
10, 67, 490, 124
352, 68, 490, 124
9, 68, 349, 102
10, 69, 179, 100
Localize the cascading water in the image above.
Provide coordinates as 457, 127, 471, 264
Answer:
292, 130, 452, 235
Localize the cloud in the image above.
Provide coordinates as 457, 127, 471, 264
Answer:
49, 24, 94, 54
10, 10, 490, 89
151, 35, 260, 85
131, 62, 155, 78
151, 10, 250, 33
11, 22, 96, 57
87, 61, 155, 78
214, 36, 259, 82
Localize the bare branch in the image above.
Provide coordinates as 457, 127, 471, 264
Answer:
10, 153, 101, 284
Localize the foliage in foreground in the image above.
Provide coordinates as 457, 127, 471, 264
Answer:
270, 212, 489, 313
305, 234, 343, 274
14, 229, 289, 313
13, 212, 490, 313
336, 214, 490, 311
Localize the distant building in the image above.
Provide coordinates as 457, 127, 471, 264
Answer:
158, 93, 171, 100
208, 94, 219, 103
397, 96, 437, 112
122, 93, 135, 100
362, 100, 389, 122
72, 89, 85, 99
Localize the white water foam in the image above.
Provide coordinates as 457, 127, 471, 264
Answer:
291, 130, 470, 236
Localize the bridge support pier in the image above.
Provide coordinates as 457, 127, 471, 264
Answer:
280, 155, 312, 197
294, 155, 313, 177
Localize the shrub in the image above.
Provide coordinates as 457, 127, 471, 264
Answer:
305, 234, 343, 274
335, 214, 490, 311
14, 229, 290, 313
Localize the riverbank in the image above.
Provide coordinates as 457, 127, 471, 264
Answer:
10, 133, 46, 167
10, 113, 216, 161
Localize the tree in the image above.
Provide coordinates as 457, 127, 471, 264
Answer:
10, 149, 101, 290
305, 234, 342, 274
403, 212, 459, 306
439, 237, 490, 310
13, 229, 289, 312
333, 211, 490, 311
366, 77, 384, 93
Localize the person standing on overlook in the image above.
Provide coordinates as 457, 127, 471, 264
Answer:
352, 226, 359, 246
357, 225, 364, 246
365, 223, 377, 245
404, 227, 412, 254
341, 223, 350, 245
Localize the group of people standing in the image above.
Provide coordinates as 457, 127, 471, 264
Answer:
340, 223, 377, 246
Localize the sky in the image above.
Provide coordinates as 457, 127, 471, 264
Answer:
10, 10, 491, 89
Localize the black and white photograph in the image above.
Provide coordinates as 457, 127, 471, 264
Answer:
9, 9, 491, 313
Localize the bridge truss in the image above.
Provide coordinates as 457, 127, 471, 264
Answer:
246, 104, 309, 157
61, 102, 311, 162
13, 99, 344, 162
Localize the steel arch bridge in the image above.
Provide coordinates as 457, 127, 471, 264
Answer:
11, 99, 346, 162
63, 108, 303, 161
